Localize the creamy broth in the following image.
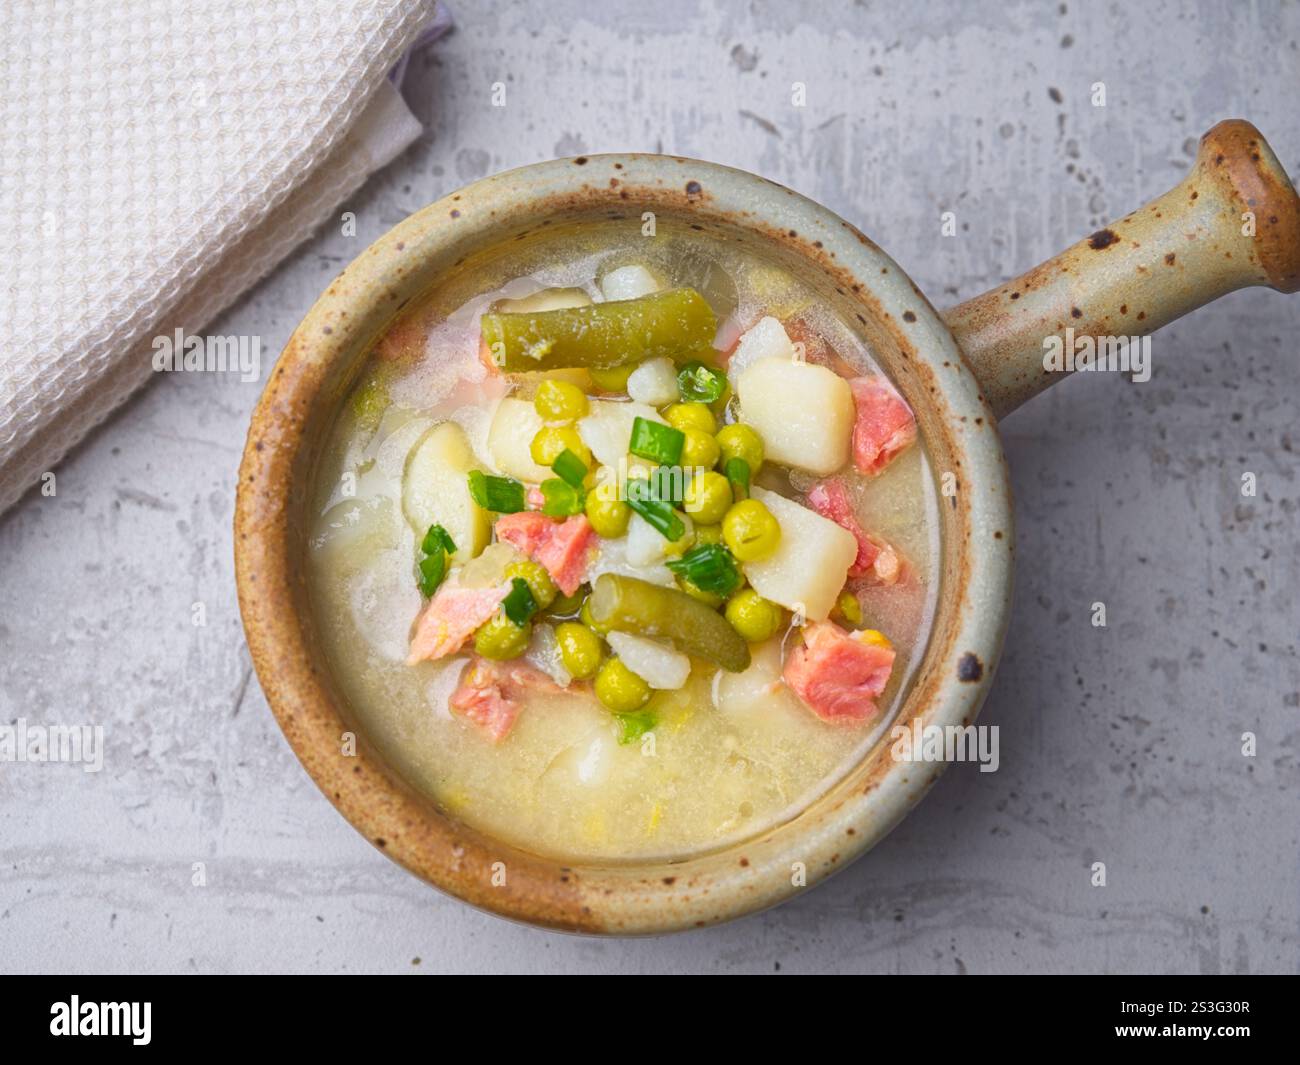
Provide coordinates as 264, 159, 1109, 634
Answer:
306, 223, 939, 861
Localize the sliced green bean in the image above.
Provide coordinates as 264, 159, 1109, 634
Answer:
480, 288, 717, 372
587, 573, 750, 672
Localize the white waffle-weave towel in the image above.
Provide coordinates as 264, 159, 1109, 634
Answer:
0, 0, 446, 515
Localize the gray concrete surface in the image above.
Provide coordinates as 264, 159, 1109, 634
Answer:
2, 0, 1298, 974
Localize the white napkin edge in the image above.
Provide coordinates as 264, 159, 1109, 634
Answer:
0, 80, 425, 516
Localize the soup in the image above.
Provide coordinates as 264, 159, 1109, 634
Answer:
306, 223, 939, 861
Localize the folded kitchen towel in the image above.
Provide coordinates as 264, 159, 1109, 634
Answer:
0, 0, 449, 516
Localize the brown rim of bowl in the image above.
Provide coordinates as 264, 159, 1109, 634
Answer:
234, 153, 1014, 934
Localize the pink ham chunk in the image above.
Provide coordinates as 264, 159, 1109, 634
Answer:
449, 658, 561, 743
494, 511, 596, 596
783, 621, 896, 723
807, 479, 904, 585
407, 583, 509, 665
850, 377, 916, 475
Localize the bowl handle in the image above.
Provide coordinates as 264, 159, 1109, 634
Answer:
943, 119, 1300, 419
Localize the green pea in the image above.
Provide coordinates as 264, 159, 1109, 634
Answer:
834, 589, 863, 627
594, 656, 652, 713
534, 379, 589, 421
505, 559, 557, 611
585, 478, 631, 537
724, 588, 785, 643
530, 425, 590, 467
722, 498, 781, 562
683, 470, 732, 525
556, 621, 604, 680
664, 402, 717, 435
474, 613, 532, 660
716, 423, 764, 476
680, 427, 721, 470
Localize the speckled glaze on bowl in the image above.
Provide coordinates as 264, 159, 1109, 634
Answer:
235, 120, 1298, 934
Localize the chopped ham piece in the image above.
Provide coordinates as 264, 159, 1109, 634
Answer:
449, 657, 561, 742
494, 511, 552, 555
806, 479, 905, 585
783, 621, 896, 723
526, 485, 547, 511
494, 512, 596, 596
407, 583, 509, 665
849, 377, 916, 475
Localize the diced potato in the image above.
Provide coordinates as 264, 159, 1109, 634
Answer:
576, 399, 668, 470
600, 264, 663, 302
728, 316, 796, 380
626, 510, 694, 566
486, 397, 551, 482
711, 637, 793, 718
741, 487, 857, 620
493, 287, 592, 314
402, 421, 490, 562
313, 496, 401, 573
626, 356, 678, 406
737, 356, 854, 475
607, 631, 691, 690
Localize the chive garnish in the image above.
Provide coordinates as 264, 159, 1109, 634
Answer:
676, 360, 727, 404
467, 470, 527, 513
540, 478, 585, 517
626, 477, 685, 541
724, 456, 750, 500
614, 708, 658, 745
551, 448, 588, 489
416, 523, 456, 597
665, 542, 742, 597
501, 577, 538, 626
417, 550, 447, 598
628, 417, 685, 466
421, 523, 457, 557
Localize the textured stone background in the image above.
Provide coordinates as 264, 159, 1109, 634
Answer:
2, 0, 1297, 974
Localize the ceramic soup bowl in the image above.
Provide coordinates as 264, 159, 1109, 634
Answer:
235, 120, 1298, 933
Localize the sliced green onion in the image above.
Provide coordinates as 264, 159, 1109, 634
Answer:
540, 478, 585, 517
676, 360, 727, 403
421, 523, 457, 557
628, 417, 685, 466
467, 470, 526, 513
626, 478, 685, 541
665, 543, 742, 597
724, 456, 750, 500
502, 576, 538, 626
551, 448, 588, 488
614, 708, 658, 745
417, 550, 447, 598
